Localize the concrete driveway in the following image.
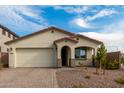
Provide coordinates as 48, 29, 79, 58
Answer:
0, 68, 58, 88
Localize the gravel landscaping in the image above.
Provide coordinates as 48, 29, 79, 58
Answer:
56, 67, 124, 88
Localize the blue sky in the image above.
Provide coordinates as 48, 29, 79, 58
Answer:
0, 5, 124, 52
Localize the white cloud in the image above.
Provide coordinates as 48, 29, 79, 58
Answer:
0, 6, 48, 35
70, 9, 118, 28
53, 6, 89, 14
87, 9, 118, 21
70, 18, 91, 28
13, 6, 42, 18
53, 6, 118, 22
79, 21, 124, 52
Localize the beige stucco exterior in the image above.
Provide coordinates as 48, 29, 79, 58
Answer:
6, 27, 101, 68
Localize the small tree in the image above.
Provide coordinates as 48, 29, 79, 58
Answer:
96, 43, 107, 75
100, 44, 107, 74
96, 48, 100, 74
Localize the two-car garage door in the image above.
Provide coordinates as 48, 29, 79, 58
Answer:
16, 48, 56, 67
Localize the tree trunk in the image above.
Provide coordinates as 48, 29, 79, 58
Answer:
99, 61, 102, 74
96, 61, 99, 75
103, 64, 106, 75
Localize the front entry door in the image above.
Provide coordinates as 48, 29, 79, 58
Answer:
61, 46, 70, 67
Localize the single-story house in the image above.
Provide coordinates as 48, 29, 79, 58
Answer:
5, 26, 102, 68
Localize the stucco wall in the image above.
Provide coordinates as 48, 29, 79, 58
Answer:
8, 30, 71, 48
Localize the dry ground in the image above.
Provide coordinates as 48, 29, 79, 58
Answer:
0, 67, 124, 88
56, 67, 124, 88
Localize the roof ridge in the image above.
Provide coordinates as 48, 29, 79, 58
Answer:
5, 26, 102, 44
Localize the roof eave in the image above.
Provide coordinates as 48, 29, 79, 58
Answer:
77, 34, 103, 44
5, 26, 102, 45
0, 24, 19, 37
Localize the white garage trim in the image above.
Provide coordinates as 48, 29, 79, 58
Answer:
16, 48, 56, 67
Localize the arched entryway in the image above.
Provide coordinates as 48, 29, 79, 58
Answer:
61, 46, 71, 67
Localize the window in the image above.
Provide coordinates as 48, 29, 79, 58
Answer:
75, 48, 87, 59
51, 30, 54, 33
10, 48, 12, 51
8, 32, 11, 38
76, 37, 79, 40
13, 36, 15, 40
2, 29, 6, 35
7, 48, 9, 52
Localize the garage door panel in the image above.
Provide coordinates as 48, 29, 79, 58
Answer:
16, 48, 56, 67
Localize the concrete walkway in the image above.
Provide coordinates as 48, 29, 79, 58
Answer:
0, 68, 58, 88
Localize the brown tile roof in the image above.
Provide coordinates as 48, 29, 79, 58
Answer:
5, 26, 102, 44
54, 37, 78, 43
0, 24, 19, 37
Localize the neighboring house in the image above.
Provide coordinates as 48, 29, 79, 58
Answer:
121, 53, 124, 59
106, 51, 121, 63
0, 24, 19, 65
121, 53, 124, 67
5, 26, 102, 68
106, 51, 124, 66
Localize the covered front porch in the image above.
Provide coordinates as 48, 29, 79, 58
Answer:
54, 37, 97, 67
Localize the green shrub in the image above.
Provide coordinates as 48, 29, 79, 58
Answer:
84, 75, 91, 79
115, 76, 124, 85
106, 60, 120, 69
